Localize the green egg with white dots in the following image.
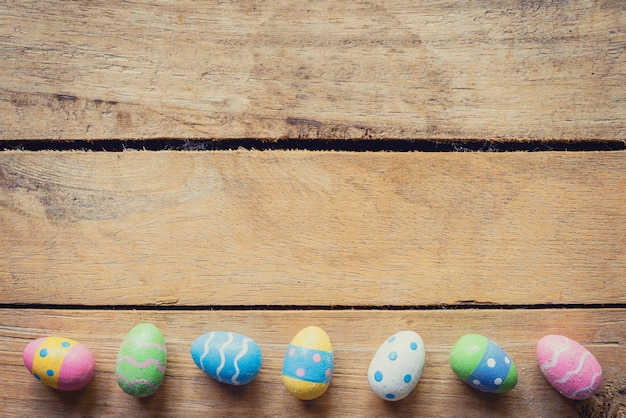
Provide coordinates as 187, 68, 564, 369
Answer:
449, 334, 517, 393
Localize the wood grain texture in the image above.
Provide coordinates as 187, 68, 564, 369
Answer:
1, 150, 624, 307
1, 1, 625, 141
1, 2, 624, 416
1, 309, 624, 417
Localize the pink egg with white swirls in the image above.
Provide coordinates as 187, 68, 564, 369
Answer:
536, 335, 602, 400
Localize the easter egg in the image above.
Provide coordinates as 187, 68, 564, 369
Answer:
116, 323, 167, 397
537, 335, 602, 400
449, 334, 517, 393
367, 330, 426, 401
23, 337, 95, 391
190, 331, 262, 385
282, 326, 334, 400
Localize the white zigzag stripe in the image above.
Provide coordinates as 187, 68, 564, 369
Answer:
540, 337, 570, 372
216, 332, 234, 380
199, 333, 215, 372
570, 371, 602, 398
231, 338, 251, 384
554, 351, 590, 384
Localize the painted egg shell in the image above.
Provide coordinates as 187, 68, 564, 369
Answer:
23, 337, 95, 391
116, 323, 167, 397
449, 334, 517, 393
191, 331, 262, 385
368, 330, 425, 401
537, 335, 602, 400
282, 326, 334, 400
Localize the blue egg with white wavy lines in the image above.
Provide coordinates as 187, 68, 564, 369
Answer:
191, 331, 262, 385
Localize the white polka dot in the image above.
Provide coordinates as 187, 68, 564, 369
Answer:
472, 379, 481, 386
504, 357, 510, 364
494, 378, 503, 385
487, 358, 496, 368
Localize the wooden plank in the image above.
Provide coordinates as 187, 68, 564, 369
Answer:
1, 151, 624, 307
1, 1, 624, 141
1, 309, 623, 417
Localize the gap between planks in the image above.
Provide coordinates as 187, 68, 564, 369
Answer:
1, 138, 625, 152
2, 303, 626, 311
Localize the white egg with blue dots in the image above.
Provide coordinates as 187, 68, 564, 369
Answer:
367, 331, 425, 401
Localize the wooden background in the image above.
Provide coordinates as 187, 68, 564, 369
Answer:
1, 1, 625, 417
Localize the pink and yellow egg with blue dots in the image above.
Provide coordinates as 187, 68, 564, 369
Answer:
23, 337, 95, 391
282, 326, 334, 400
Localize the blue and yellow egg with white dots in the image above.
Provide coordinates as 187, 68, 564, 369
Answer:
367, 331, 426, 401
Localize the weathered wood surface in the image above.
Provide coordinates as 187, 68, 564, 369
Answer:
1, 1, 625, 416
1, 1, 625, 141
1, 151, 624, 307
1, 309, 624, 417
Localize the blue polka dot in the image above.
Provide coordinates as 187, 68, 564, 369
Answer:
410, 342, 418, 350
374, 370, 383, 382
388, 336, 396, 343
386, 393, 396, 399
61, 341, 71, 348
388, 351, 398, 361
39, 348, 48, 357
33, 373, 41, 380
404, 374, 412, 383
46, 369, 54, 377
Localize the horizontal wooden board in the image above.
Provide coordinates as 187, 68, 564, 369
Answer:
1, 1, 625, 140
1, 151, 624, 307
1, 309, 624, 417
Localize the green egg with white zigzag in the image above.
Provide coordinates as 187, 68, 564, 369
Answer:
116, 323, 167, 397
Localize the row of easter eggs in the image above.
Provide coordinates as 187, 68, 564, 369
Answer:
23, 324, 603, 402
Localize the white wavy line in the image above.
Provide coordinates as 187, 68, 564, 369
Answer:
231, 338, 251, 384
570, 371, 602, 398
198, 333, 215, 372
554, 351, 590, 384
540, 337, 570, 372
123, 337, 166, 352
216, 332, 234, 380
